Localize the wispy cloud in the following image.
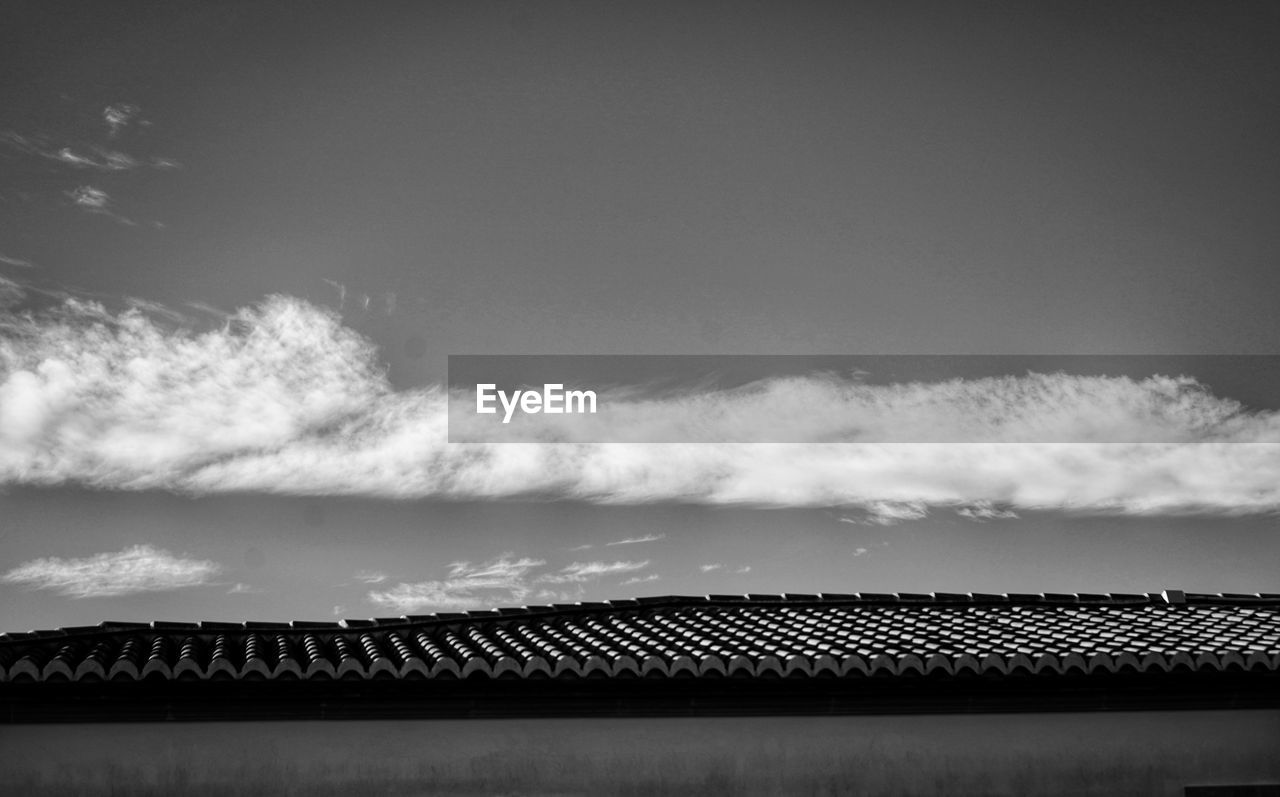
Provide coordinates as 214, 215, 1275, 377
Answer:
52, 147, 137, 171
367, 555, 544, 612
2, 102, 175, 227
698, 563, 752, 574
0, 253, 37, 270
852, 547, 869, 557
836, 502, 928, 526
606, 533, 665, 546
535, 587, 586, 603
103, 104, 139, 137
227, 582, 262, 594
1, 545, 220, 598
65, 185, 136, 225
125, 297, 190, 325
621, 573, 661, 585
183, 301, 232, 320
539, 560, 650, 584
322, 279, 346, 311
568, 544, 594, 551
1, 130, 168, 173
5, 296, 1280, 515
862, 501, 929, 526
0, 275, 24, 308
956, 502, 1020, 522
353, 569, 388, 584
68, 185, 110, 209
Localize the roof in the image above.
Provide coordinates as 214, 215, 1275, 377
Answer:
4, 591, 1280, 684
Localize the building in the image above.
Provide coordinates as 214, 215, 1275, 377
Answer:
2, 590, 1279, 795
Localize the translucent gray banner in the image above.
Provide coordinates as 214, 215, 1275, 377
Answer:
446, 355, 1280, 443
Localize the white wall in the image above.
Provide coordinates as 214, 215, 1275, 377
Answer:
3, 709, 1280, 796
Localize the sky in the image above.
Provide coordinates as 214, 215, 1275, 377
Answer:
2, 0, 1280, 631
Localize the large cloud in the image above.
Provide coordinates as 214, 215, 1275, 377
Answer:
3, 294, 1280, 514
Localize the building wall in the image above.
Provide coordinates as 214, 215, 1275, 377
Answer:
3, 709, 1280, 796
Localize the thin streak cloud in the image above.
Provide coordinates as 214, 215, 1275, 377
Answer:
606, 533, 666, 546
353, 570, 388, 584
621, 573, 661, 585
1, 545, 220, 598
0, 253, 37, 270
65, 185, 137, 225
0, 130, 169, 172
539, 561, 651, 584
52, 147, 137, 171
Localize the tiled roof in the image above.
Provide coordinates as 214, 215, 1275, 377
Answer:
3, 592, 1280, 684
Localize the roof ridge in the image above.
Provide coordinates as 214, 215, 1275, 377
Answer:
4, 590, 1280, 644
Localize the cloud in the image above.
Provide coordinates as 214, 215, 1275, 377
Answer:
68, 185, 110, 209
367, 555, 544, 612
0, 280, 20, 309
353, 569, 388, 584
568, 544, 594, 551
227, 582, 261, 594
606, 533, 665, 546
5, 296, 1280, 515
853, 547, 869, 557
956, 502, 1020, 522
184, 301, 232, 320
539, 560, 650, 584
1, 545, 220, 598
535, 588, 586, 603
65, 185, 136, 224
53, 147, 138, 171
1, 130, 166, 173
103, 104, 139, 137
699, 563, 751, 573
621, 573, 661, 585
0, 253, 37, 270
125, 297, 191, 325
2, 104, 175, 228
862, 501, 929, 526
322, 279, 347, 311
836, 502, 928, 526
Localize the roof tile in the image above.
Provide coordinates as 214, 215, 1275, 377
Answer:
4, 593, 1279, 685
